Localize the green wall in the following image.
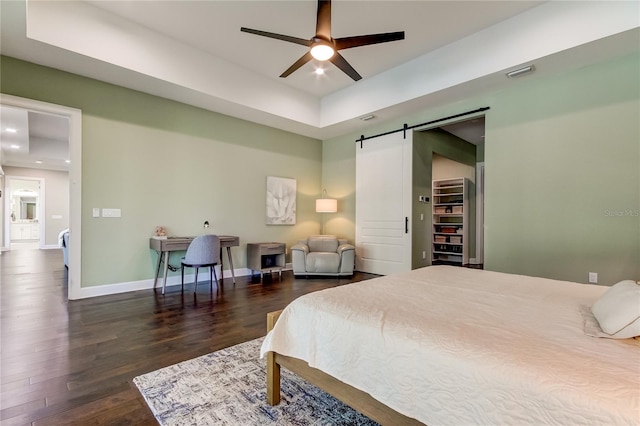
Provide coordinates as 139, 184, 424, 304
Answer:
485, 54, 639, 284
1, 56, 323, 288
2, 53, 638, 288
324, 53, 640, 285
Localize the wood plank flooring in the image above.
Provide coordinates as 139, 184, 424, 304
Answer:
0, 248, 378, 425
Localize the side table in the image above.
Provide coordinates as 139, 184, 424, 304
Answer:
247, 242, 286, 280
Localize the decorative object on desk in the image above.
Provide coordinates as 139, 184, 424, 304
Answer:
153, 226, 167, 239
266, 176, 296, 225
315, 188, 337, 234
133, 337, 376, 426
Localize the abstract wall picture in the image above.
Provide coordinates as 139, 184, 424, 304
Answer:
266, 176, 296, 225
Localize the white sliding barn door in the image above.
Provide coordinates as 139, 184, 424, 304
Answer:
356, 131, 412, 275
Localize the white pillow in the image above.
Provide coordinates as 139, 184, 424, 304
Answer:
591, 280, 640, 339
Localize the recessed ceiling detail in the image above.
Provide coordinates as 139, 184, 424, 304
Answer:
0, 106, 70, 171
0, 0, 638, 140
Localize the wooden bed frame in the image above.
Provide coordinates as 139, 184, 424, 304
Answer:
265, 310, 423, 426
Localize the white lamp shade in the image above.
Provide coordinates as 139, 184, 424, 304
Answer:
316, 198, 337, 213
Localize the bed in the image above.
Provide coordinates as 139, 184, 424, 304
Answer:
260, 266, 640, 425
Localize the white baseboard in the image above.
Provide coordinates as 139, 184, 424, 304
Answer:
1, 244, 60, 250
72, 267, 254, 299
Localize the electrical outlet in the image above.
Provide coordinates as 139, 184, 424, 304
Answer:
422, 251, 426, 259
588, 272, 598, 284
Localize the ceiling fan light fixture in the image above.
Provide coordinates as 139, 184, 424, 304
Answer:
241, 0, 404, 81
310, 42, 334, 61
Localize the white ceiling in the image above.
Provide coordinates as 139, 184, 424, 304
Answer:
0, 0, 638, 156
85, 0, 543, 98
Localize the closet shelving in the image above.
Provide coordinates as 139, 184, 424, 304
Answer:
432, 177, 469, 265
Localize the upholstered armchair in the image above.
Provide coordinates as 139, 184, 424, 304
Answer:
291, 235, 355, 277
58, 229, 70, 268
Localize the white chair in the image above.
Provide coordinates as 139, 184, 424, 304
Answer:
291, 235, 355, 277
181, 235, 220, 293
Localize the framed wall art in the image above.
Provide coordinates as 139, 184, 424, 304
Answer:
266, 176, 296, 225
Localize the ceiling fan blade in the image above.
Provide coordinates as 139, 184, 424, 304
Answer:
241, 27, 311, 47
315, 0, 332, 40
280, 52, 314, 78
334, 31, 405, 50
329, 52, 362, 81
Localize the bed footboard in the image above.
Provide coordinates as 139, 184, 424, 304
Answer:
264, 310, 423, 425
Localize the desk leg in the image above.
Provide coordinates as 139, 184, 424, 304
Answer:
226, 247, 236, 284
219, 248, 224, 285
153, 250, 163, 290
162, 251, 170, 295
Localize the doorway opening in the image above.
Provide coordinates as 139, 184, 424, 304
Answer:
416, 114, 486, 268
438, 117, 485, 266
0, 94, 82, 300
5, 176, 44, 250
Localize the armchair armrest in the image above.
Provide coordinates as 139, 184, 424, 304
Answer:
337, 244, 355, 255
337, 244, 355, 275
291, 243, 309, 254
291, 243, 309, 275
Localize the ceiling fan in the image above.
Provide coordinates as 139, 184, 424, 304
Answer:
240, 0, 405, 81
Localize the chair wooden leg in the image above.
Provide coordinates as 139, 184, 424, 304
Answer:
181, 266, 185, 291
210, 266, 213, 291
194, 267, 199, 293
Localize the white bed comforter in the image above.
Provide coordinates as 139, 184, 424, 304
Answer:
260, 266, 640, 425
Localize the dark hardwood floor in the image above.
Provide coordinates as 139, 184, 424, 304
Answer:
0, 248, 378, 425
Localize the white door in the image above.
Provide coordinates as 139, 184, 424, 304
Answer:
356, 131, 412, 275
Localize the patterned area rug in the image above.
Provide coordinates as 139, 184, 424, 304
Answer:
133, 337, 378, 425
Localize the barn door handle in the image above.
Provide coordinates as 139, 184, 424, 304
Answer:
405, 217, 409, 234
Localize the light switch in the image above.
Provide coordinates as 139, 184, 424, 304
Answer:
102, 208, 121, 218
92, 208, 100, 218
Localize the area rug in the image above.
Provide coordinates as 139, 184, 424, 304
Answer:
133, 337, 378, 425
